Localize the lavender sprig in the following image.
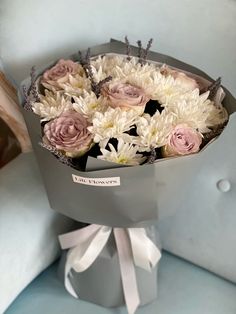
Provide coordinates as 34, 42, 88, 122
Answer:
137, 40, 144, 65
22, 84, 33, 111
143, 38, 153, 61
94, 76, 112, 96
208, 77, 221, 101
22, 85, 28, 99
29, 66, 40, 101
30, 66, 36, 85
78, 48, 91, 66
85, 63, 97, 92
137, 39, 153, 65
78, 50, 83, 64
39, 142, 73, 167
125, 36, 131, 60
86, 47, 91, 61
201, 77, 221, 101
22, 66, 40, 111
147, 147, 157, 164
79, 49, 97, 90
79, 48, 112, 97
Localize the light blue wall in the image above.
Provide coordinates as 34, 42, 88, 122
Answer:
1, 0, 236, 95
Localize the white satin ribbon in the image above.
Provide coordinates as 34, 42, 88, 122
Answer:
59, 224, 161, 314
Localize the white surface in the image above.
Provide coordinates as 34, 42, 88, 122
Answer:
0, 0, 236, 96
0, 153, 74, 313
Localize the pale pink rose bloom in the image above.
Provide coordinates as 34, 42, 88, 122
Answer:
102, 82, 150, 114
41, 59, 80, 88
163, 124, 202, 157
161, 67, 199, 91
43, 111, 93, 157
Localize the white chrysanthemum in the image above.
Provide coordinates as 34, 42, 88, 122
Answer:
90, 55, 124, 82
114, 67, 196, 102
91, 55, 127, 75
164, 90, 228, 133
91, 55, 198, 102
149, 72, 195, 103
59, 74, 91, 96
134, 111, 174, 151
91, 55, 157, 85
32, 90, 72, 121
112, 58, 156, 79
72, 91, 107, 121
87, 107, 138, 145
97, 138, 146, 166
90, 64, 107, 82
114, 65, 158, 97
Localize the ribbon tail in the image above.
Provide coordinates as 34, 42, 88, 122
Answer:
128, 228, 161, 270
114, 228, 140, 314
63, 225, 112, 298
71, 225, 112, 272
64, 256, 79, 298
128, 228, 151, 271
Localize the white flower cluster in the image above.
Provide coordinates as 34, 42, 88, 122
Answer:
32, 90, 73, 121
34, 53, 228, 165
87, 107, 139, 148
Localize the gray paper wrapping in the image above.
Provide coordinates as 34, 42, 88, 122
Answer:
58, 225, 161, 307
20, 110, 157, 227
18, 39, 236, 228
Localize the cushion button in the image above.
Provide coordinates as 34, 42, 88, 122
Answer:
217, 179, 231, 192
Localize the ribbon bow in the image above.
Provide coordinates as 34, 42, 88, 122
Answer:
59, 224, 161, 314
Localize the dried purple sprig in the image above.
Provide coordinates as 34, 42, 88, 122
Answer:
22, 66, 40, 111
30, 66, 40, 101
201, 77, 221, 101
94, 75, 112, 96
39, 142, 73, 167
22, 85, 32, 111
143, 38, 153, 61
78, 50, 83, 64
78, 48, 91, 67
208, 77, 221, 101
86, 47, 91, 61
79, 49, 97, 90
137, 38, 153, 65
22, 85, 28, 100
137, 40, 144, 64
79, 48, 112, 97
147, 147, 157, 164
30, 66, 36, 85
125, 36, 131, 60
85, 64, 97, 92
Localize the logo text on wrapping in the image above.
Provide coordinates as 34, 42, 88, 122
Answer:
72, 174, 120, 186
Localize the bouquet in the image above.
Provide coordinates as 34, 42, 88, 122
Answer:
26, 40, 227, 167
19, 38, 235, 314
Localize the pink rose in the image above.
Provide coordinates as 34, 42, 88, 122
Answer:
102, 82, 150, 114
43, 111, 93, 157
42, 59, 80, 86
161, 67, 198, 91
163, 124, 202, 157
